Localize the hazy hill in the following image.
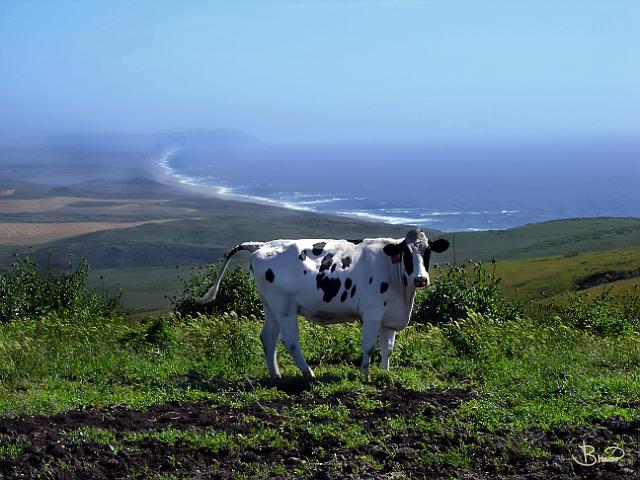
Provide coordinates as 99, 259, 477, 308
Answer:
0, 129, 257, 152
0, 130, 257, 188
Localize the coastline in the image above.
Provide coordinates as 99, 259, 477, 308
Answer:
144, 147, 640, 233
146, 151, 505, 231
147, 147, 406, 226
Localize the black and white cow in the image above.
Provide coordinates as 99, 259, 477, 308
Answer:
198, 229, 449, 379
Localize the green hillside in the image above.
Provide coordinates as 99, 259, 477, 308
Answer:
59, 217, 640, 310
489, 245, 640, 300
440, 217, 640, 263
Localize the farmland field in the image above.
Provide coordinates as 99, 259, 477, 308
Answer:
0, 220, 178, 246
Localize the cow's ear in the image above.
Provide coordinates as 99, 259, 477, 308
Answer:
383, 241, 404, 263
429, 238, 449, 253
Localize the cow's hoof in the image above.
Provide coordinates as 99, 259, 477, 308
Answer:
360, 368, 371, 384
304, 369, 316, 381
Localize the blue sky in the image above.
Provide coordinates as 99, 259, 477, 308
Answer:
1, 0, 638, 144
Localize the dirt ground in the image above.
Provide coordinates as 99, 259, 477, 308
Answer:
1, 387, 638, 479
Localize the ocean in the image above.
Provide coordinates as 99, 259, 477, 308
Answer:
157, 139, 640, 232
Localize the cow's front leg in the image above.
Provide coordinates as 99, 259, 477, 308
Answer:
379, 326, 397, 371
360, 311, 383, 382
279, 311, 315, 379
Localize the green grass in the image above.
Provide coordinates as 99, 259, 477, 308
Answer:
1, 308, 639, 433
2, 235, 640, 476
1, 299, 640, 476
0, 435, 27, 460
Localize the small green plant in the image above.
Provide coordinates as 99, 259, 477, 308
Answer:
413, 262, 523, 325
169, 262, 262, 319
0, 434, 26, 460
134, 315, 177, 350
0, 253, 122, 323
66, 426, 120, 451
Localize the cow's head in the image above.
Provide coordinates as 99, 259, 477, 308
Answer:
383, 229, 449, 288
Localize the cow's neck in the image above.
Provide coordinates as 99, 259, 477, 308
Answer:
391, 263, 418, 314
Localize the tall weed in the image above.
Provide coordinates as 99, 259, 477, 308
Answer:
556, 288, 640, 336
0, 254, 121, 323
169, 262, 262, 319
413, 263, 523, 325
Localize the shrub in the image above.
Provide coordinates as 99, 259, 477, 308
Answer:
557, 288, 640, 336
0, 253, 122, 323
143, 316, 176, 349
412, 262, 522, 326
169, 262, 263, 319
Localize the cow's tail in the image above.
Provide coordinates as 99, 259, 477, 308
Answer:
196, 242, 265, 304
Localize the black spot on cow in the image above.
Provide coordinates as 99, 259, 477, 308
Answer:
341, 256, 352, 269
403, 274, 408, 287
369, 277, 373, 284
380, 282, 389, 294
319, 253, 334, 272
383, 242, 403, 258
423, 248, 432, 271
347, 239, 363, 245
331, 263, 337, 273
340, 291, 348, 302
303, 270, 307, 274
250, 265, 254, 273
384, 301, 387, 306
299, 250, 307, 261
402, 243, 414, 275
345, 278, 352, 290
351, 285, 357, 297
265, 269, 275, 283
316, 273, 342, 303
312, 242, 326, 255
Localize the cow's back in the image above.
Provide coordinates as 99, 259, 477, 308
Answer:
251, 238, 393, 323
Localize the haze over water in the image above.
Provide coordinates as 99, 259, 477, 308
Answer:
160, 138, 640, 231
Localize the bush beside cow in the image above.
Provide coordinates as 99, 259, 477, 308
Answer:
198, 229, 449, 379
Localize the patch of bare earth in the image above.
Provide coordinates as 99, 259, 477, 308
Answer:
0, 387, 638, 479
0, 196, 93, 213
0, 196, 195, 215
0, 220, 177, 245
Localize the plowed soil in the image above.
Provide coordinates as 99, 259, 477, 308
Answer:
0, 387, 638, 479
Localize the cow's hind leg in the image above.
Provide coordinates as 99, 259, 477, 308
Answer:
279, 311, 315, 379
261, 305, 281, 378
379, 326, 397, 371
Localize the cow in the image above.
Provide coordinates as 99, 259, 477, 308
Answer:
197, 228, 449, 379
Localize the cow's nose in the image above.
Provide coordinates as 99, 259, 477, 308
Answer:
414, 276, 429, 287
